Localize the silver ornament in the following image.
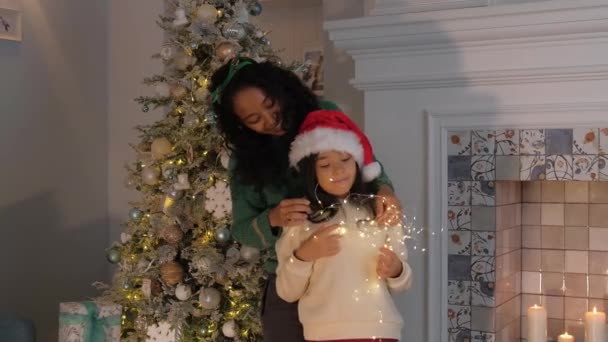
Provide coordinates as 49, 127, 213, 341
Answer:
162, 166, 176, 179
248, 2, 262, 16
129, 208, 144, 221
240, 246, 260, 263
226, 247, 240, 264
168, 188, 184, 200
214, 227, 231, 244
142, 105, 149, 112
183, 114, 200, 127
141, 166, 160, 185
195, 4, 218, 25
199, 287, 221, 309
222, 21, 246, 40
106, 247, 121, 264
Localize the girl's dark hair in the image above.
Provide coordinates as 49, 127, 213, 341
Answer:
297, 154, 376, 221
210, 58, 320, 190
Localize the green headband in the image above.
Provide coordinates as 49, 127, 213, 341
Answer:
210, 59, 253, 104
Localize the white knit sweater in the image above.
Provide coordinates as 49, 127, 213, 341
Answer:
275, 202, 412, 341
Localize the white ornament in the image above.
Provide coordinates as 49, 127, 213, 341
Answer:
151, 137, 172, 160
173, 8, 189, 26
120, 233, 132, 244
204, 181, 232, 219
222, 320, 238, 338
219, 150, 230, 169
155, 83, 170, 97
146, 321, 177, 342
236, 1, 249, 24
160, 45, 174, 61
195, 4, 218, 25
174, 173, 191, 190
175, 284, 192, 301
141, 279, 152, 299
199, 287, 221, 309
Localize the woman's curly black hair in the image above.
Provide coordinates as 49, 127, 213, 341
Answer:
210, 58, 320, 190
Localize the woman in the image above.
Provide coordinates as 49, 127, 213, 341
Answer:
210, 57, 401, 341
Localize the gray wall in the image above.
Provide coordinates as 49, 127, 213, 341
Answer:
0, 0, 108, 339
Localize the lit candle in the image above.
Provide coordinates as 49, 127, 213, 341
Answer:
585, 307, 606, 342
527, 304, 547, 342
558, 332, 574, 342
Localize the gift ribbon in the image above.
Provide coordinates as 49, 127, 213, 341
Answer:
59, 302, 121, 342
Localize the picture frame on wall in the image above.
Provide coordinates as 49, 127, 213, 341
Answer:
0, 0, 21, 42
302, 47, 324, 96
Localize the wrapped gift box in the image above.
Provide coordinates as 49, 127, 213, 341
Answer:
59, 301, 121, 342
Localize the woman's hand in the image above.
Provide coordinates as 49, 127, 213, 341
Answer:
268, 198, 311, 228
375, 185, 403, 226
377, 246, 404, 279
294, 224, 341, 262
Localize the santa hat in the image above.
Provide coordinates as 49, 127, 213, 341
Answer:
289, 110, 381, 182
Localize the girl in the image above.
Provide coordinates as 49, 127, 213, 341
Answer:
276, 110, 412, 342
210, 58, 403, 341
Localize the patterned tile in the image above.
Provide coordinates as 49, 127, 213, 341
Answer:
449, 255, 472, 281
471, 280, 496, 307
449, 156, 473, 181
495, 156, 520, 181
449, 305, 472, 330
449, 231, 472, 255
471, 306, 496, 332
495, 129, 519, 156
471, 206, 496, 231
448, 328, 471, 342
449, 280, 471, 305
600, 155, 608, 181
472, 231, 496, 256
573, 155, 600, 181
520, 129, 545, 155
546, 129, 573, 155
449, 206, 472, 231
600, 128, 608, 154
472, 181, 496, 206
471, 156, 495, 181
546, 155, 574, 181
449, 181, 472, 206
471, 331, 495, 342
472, 130, 496, 155
520, 155, 546, 181
449, 131, 472, 156
573, 128, 599, 154
471, 256, 496, 283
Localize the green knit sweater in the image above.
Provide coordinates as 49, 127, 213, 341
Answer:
228, 100, 394, 273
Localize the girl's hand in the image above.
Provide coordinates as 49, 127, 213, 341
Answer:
375, 186, 402, 226
377, 246, 404, 279
269, 198, 311, 228
294, 224, 341, 262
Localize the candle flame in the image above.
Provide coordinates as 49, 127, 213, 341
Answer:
533, 304, 539, 309
594, 306, 597, 313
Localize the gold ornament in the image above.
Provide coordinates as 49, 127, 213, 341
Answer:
174, 54, 195, 71
169, 84, 189, 101
216, 41, 237, 61
160, 261, 184, 286
194, 87, 209, 102
161, 224, 184, 244
151, 137, 172, 159
195, 4, 218, 24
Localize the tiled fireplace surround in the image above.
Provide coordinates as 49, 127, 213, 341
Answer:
447, 128, 608, 341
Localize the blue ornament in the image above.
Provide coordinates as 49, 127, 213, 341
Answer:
214, 227, 231, 244
248, 2, 262, 16
106, 247, 121, 264
129, 208, 144, 221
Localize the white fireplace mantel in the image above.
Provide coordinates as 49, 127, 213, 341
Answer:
325, 0, 608, 91
325, 1, 608, 341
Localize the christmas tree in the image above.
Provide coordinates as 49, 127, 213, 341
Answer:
96, 1, 296, 340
